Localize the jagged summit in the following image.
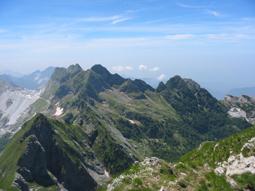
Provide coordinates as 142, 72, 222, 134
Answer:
164, 75, 200, 92
165, 75, 183, 88
91, 64, 110, 76
44, 64, 155, 101
156, 81, 166, 92
67, 63, 83, 75
91, 64, 125, 86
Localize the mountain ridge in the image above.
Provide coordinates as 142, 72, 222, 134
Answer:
0, 64, 251, 191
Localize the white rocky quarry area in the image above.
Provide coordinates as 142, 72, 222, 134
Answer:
228, 107, 255, 124
225, 95, 255, 124
215, 137, 255, 186
228, 107, 247, 119
0, 88, 40, 136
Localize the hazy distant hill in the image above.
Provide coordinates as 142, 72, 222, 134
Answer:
229, 87, 255, 97
0, 67, 55, 90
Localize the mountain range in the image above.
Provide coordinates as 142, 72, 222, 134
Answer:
228, 87, 255, 97
0, 64, 254, 191
0, 67, 55, 90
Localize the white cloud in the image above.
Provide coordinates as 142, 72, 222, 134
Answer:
111, 17, 132, 24
207, 10, 221, 17
177, 3, 221, 17
149, 67, 160, 72
176, 3, 206, 9
111, 65, 133, 72
166, 34, 193, 40
139, 64, 148, 71
157, 74, 166, 81
79, 15, 132, 25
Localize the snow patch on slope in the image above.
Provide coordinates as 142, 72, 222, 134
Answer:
128, 119, 141, 126
54, 106, 64, 117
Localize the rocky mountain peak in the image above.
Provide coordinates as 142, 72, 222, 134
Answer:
67, 64, 83, 75
91, 64, 110, 76
165, 75, 200, 92
156, 81, 166, 92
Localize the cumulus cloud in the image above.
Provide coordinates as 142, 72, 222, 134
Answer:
166, 34, 193, 40
111, 65, 133, 72
157, 74, 166, 81
139, 64, 148, 71
138, 65, 160, 72
149, 67, 159, 72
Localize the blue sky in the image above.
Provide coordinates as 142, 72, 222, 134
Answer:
0, 0, 254, 93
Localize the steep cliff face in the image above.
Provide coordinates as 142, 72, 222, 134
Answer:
0, 114, 108, 191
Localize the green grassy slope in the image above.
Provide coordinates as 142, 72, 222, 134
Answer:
0, 114, 105, 191
108, 126, 255, 191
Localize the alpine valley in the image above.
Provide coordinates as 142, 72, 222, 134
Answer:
0, 64, 254, 191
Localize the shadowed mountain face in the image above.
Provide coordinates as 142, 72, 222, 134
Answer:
157, 76, 235, 137
0, 64, 250, 191
0, 114, 102, 191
